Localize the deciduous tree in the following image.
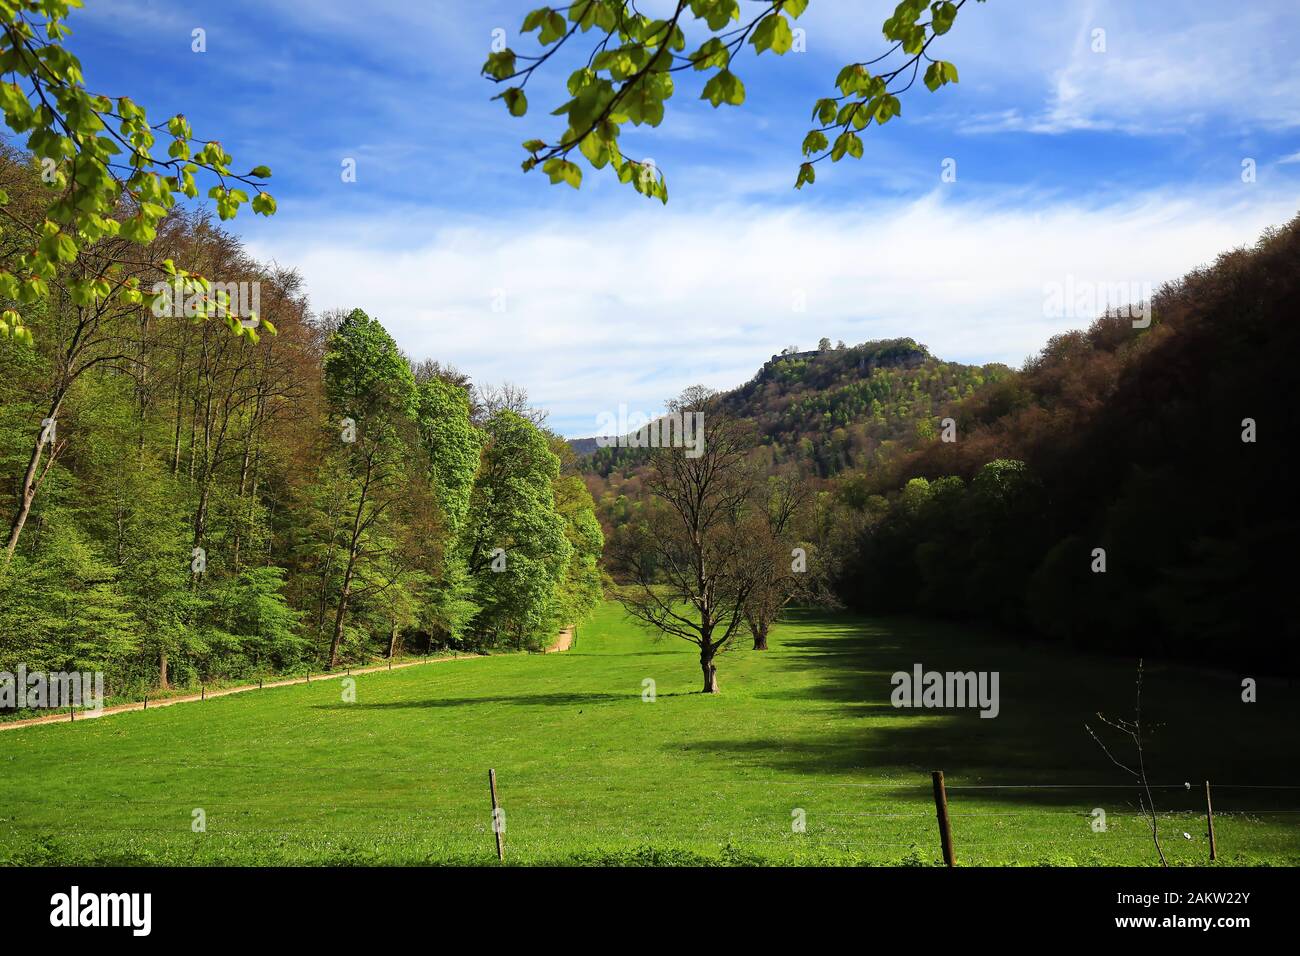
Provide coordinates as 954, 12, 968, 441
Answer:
615, 387, 759, 692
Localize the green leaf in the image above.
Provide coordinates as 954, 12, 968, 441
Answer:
689, 0, 741, 31
482, 50, 517, 80
751, 13, 794, 55
836, 64, 869, 95
924, 62, 943, 92
579, 131, 613, 168
924, 60, 959, 91
801, 130, 828, 156
542, 158, 582, 189
522, 7, 549, 32
690, 37, 730, 71
931, 1, 958, 35
539, 10, 568, 44
830, 131, 862, 162
700, 69, 745, 107
498, 87, 528, 116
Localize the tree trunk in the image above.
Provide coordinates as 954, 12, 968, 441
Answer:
700, 653, 719, 693
327, 456, 373, 670
752, 621, 769, 651
3, 393, 65, 566
159, 650, 169, 690
187, 404, 198, 478
327, 567, 354, 670
387, 618, 399, 659
171, 372, 185, 475
4, 444, 42, 565
192, 483, 211, 555
233, 446, 251, 571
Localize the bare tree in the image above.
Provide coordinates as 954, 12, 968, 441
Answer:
615, 387, 760, 693
742, 473, 808, 650
1086, 659, 1167, 866
473, 380, 548, 427
411, 356, 472, 394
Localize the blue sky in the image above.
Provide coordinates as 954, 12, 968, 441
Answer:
54, 0, 1300, 435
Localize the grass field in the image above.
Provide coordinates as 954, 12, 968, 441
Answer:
2, 601, 1298, 866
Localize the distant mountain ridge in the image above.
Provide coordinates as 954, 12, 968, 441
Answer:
567, 436, 601, 457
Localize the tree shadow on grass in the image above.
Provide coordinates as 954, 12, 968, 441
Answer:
687, 608, 1300, 812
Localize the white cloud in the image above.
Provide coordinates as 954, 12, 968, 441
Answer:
249, 189, 1296, 438
917, 0, 1300, 136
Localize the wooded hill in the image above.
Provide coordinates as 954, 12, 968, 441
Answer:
575, 339, 1007, 550
834, 215, 1299, 673
578, 338, 1008, 480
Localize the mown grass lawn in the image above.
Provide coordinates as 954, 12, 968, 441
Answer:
2, 600, 1297, 866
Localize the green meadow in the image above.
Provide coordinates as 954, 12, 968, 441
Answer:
2, 600, 1297, 866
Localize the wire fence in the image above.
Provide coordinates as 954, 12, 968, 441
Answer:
3, 766, 1297, 864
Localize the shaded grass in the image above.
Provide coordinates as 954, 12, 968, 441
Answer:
1, 601, 1297, 866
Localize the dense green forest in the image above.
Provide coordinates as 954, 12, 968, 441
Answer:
579, 217, 1298, 674
0, 150, 603, 703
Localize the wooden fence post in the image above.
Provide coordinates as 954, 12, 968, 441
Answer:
143, 694, 147, 710
489, 769, 505, 862
201, 684, 205, 701
69, 706, 74, 722
1205, 780, 1217, 861
932, 770, 956, 867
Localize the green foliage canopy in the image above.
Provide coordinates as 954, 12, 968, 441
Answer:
483, 0, 984, 201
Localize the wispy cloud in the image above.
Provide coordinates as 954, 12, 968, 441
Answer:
954, 1, 1300, 136
249, 187, 1298, 437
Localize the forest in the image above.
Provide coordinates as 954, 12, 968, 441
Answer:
0, 148, 604, 703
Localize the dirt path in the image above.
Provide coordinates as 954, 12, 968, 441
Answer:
5, 627, 579, 732
0, 654, 482, 733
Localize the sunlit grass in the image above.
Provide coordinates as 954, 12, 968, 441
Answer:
1, 601, 1296, 866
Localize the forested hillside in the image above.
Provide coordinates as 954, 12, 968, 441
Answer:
833, 217, 1299, 673
577, 339, 1006, 546
0, 151, 603, 706
582, 339, 1006, 479
722, 339, 1009, 477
